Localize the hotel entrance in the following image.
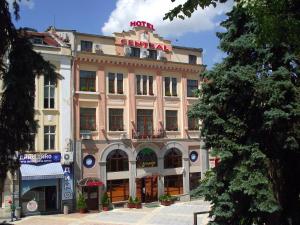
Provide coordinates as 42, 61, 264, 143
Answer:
136, 176, 158, 203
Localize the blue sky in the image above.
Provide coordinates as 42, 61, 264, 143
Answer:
12, 0, 232, 68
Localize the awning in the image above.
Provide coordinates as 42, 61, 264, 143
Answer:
20, 163, 64, 180
78, 177, 104, 187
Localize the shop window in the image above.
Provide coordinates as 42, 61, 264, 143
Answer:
187, 79, 198, 97
164, 148, 182, 168
189, 55, 197, 64
137, 109, 153, 137
80, 70, 96, 92
164, 175, 183, 195
80, 108, 96, 131
190, 172, 201, 190
130, 47, 140, 58
44, 126, 55, 150
188, 117, 199, 130
107, 179, 129, 203
106, 149, 129, 172
109, 109, 124, 131
148, 49, 157, 60
108, 73, 123, 94
81, 40, 93, 52
164, 77, 177, 97
136, 75, 154, 95
44, 76, 55, 109
136, 148, 157, 168
165, 110, 178, 131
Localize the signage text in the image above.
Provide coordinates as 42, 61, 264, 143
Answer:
130, 21, 155, 31
20, 153, 61, 164
120, 39, 171, 52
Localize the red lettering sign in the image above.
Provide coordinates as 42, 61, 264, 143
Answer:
120, 39, 171, 52
130, 21, 155, 31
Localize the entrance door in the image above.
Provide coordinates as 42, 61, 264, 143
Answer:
137, 109, 153, 138
45, 186, 57, 211
136, 176, 158, 203
83, 186, 99, 210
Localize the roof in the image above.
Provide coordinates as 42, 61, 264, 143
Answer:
173, 45, 203, 52
26, 31, 60, 47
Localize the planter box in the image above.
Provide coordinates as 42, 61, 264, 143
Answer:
127, 203, 136, 209
102, 206, 109, 211
79, 208, 87, 213
160, 200, 172, 206
135, 203, 142, 209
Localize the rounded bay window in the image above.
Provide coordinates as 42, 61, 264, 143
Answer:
164, 148, 182, 169
136, 148, 158, 168
106, 149, 129, 172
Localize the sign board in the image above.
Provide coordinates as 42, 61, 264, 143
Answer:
62, 165, 73, 200
27, 200, 38, 212
20, 153, 61, 164
120, 39, 171, 52
130, 21, 155, 31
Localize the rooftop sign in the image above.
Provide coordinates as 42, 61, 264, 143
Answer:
130, 21, 155, 31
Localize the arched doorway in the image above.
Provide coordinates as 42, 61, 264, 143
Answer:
136, 148, 158, 203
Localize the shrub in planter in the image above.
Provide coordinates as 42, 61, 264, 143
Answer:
77, 193, 87, 213
134, 197, 142, 209
127, 196, 135, 208
101, 192, 110, 211
159, 194, 173, 206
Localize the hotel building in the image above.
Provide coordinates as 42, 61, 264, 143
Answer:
56, 22, 208, 210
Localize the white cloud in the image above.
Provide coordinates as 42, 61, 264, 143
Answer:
7, 0, 35, 10
102, 0, 233, 37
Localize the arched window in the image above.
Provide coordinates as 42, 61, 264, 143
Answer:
164, 148, 182, 169
106, 149, 129, 172
136, 148, 157, 168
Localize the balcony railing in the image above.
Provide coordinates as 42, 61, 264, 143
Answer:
132, 129, 165, 139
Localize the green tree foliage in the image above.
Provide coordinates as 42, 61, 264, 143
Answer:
189, 5, 300, 225
164, 0, 300, 51
0, 0, 57, 192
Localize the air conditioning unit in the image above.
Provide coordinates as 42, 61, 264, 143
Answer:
62, 152, 73, 165
124, 46, 132, 56
94, 44, 103, 54
140, 49, 149, 58
80, 130, 92, 140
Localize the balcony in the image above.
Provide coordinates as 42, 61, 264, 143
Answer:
132, 129, 165, 139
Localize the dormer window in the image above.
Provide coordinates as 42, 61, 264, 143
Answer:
31, 37, 43, 45
81, 40, 93, 52
130, 47, 140, 58
189, 55, 197, 64
148, 49, 157, 60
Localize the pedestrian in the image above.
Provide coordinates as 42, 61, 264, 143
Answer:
8, 199, 17, 222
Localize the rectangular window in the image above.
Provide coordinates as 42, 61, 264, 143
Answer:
149, 76, 153, 95
80, 108, 96, 131
142, 75, 147, 95
166, 110, 178, 131
80, 40, 93, 52
187, 79, 198, 97
165, 77, 171, 96
130, 47, 140, 57
117, 73, 123, 94
137, 109, 153, 136
190, 172, 201, 191
109, 109, 124, 131
171, 78, 177, 96
108, 73, 115, 94
80, 70, 96, 92
188, 117, 199, 130
189, 55, 197, 64
148, 49, 157, 60
136, 75, 141, 95
107, 179, 129, 203
44, 126, 55, 150
44, 77, 55, 109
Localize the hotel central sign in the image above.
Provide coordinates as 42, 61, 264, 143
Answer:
130, 21, 155, 31
120, 39, 171, 52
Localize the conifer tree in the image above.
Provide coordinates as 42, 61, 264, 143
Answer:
189, 5, 300, 225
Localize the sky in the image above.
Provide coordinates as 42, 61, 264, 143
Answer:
11, 0, 233, 68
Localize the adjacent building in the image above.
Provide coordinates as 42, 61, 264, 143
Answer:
56, 21, 208, 210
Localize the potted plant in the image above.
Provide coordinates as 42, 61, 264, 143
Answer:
127, 196, 135, 208
101, 192, 110, 211
77, 194, 87, 213
134, 197, 142, 209
159, 194, 173, 206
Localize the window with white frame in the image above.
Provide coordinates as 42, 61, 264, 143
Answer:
108, 72, 123, 94
44, 76, 55, 109
44, 126, 55, 150
164, 77, 177, 96
136, 75, 154, 95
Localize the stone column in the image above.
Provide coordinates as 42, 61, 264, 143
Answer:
182, 157, 190, 200
156, 71, 164, 130
157, 157, 164, 196
128, 68, 136, 138
99, 161, 107, 208
181, 74, 188, 138
97, 66, 106, 139
200, 140, 209, 179
129, 161, 137, 198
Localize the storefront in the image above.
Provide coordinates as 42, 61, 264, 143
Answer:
19, 153, 65, 215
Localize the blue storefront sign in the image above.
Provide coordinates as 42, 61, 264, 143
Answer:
62, 165, 73, 200
20, 153, 61, 164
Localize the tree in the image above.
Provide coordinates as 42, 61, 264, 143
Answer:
0, 0, 57, 193
189, 5, 300, 225
164, 0, 300, 51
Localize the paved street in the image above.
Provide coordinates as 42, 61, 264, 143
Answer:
1, 200, 210, 225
